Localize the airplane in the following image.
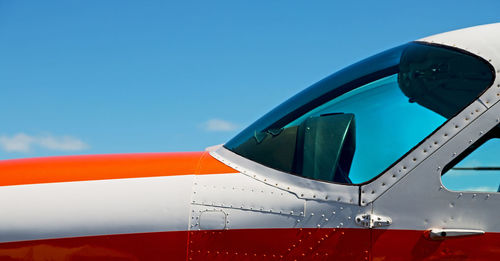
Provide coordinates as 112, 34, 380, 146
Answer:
0, 22, 499, 260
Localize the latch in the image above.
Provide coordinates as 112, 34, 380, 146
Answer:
427, 228, 484, 240
355, 213, 392, 228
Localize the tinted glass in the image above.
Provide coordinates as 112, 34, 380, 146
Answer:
442, 138, 500, 193
226, 42, 494, 184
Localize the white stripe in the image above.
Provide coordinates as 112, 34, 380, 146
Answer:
0, 176, 194, 243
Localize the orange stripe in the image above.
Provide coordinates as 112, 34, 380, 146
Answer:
0, 151, 236, 186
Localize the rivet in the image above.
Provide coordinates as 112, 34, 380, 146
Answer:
311, 213, 314, 216
340, 207, 344, 210
301, 194, 304, 197
337, 197, 341, 201
382, 183, 386, 186
423, 149, 427, 153
455, 125, 459, 128
332, 211, 336, 214
371, 190, 375, 194
317, 224, 321, 228
392, 174, 396, 178
412, 158, 417, 161
325, 218, 329, 221
444, 133, 448, 137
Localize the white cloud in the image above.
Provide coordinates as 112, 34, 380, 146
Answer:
0, 133, 35, 152
37, 136, 89, 151
0, 133, 89, 153
203, 119, 238, 132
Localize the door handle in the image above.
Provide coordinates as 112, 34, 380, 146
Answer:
427, 228, 484, 240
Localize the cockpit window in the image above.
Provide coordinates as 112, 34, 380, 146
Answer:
225, 42, 494, 184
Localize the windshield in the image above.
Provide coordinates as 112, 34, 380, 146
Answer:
225, 42, 494, 184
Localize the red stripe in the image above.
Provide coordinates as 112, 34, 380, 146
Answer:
372, 229, 500, 260
1, 228, 499, 260
0, 228, 370, 260
0, 151, 236, 186
0, 231, 187, 261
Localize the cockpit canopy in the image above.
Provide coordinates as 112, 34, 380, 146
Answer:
225, 42, 495, 184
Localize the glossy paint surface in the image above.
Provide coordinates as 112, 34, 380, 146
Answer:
0, 151, 236, 186
372, 229, 500, 261
0, 228, 370, 261
0, 231, 187, 261
1, 228, 499, 260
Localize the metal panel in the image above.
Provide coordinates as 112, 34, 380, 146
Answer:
210, 146, 359, 205
361, 100, 487, 204
373, 94, 500, 232
191, 173, 305, 218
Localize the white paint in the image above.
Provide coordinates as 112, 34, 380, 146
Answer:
0, 176, 193, 243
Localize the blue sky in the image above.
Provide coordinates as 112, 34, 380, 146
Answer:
0, 0, 499, 160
